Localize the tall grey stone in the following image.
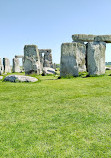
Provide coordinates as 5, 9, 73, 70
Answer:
43, 50, 53, 68
24, 45, 40, 75
86, 42, 106, 76
3, 58, 11, 73
15, 55, 24, 71
0, 58, 4, 75
60, 43, 86, 77
12, 58, 21, 73
38, 50, 44, 73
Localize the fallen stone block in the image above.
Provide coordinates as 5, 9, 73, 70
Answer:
4, 75, 38, 82
105, 67, 111, 70
42, 67, 55, 75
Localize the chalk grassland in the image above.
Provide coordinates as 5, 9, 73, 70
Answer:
1, 70, 111, 157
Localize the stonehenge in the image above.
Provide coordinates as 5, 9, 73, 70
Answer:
0, 45, 54, 76
0, 34, 110, 78
60, 34, 111, 77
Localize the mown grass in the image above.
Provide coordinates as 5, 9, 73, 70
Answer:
1, 70, 111, 157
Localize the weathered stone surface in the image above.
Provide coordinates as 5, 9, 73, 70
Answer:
42, 67, 55, 75
94, 35, 111, 43
38, 50, 44, 73
12, 58, 21, 73
60, 43, 86, 77
43, 50, 53, 68
38, 49, 53, 71
0, 58, 4, 75
72, 34, 96, 42
24, 45, 40, 75
72, 34, 111, 43
0, 76, 3, 80
4, 75, 38, 82
86, 42, 106, 75
3, 58, 11, 73
15, 55, 24, 70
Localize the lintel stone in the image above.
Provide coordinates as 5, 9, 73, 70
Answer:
94, 35, 111, 43
72, 34, 96, 42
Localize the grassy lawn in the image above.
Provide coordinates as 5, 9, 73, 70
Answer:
1, 70, 111, 157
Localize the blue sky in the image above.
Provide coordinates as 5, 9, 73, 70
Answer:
0, 0, 111, 64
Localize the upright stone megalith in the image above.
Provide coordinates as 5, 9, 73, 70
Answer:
38, 50, 44, 73
86, 42, 106, 76
3, 58, 11, 73
60, 43, 86, 77
12, 58, 21, 73
0, 58, 4, 75
43, 50, 53, 68
39, 49, 53, 71
24, 45, 40, 75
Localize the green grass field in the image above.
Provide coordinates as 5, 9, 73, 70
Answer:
1, 70, 111, 157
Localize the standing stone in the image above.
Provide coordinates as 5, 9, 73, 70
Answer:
24, 45, 40, 75
60, 43, 86, 77
39, 49, 53, 69
86, 42, 106, 76
12, 58, 21, 73
15, 55, 24, 71
3, 58, 11, 73
0, 58, 4, 75
38, 50, 44, 73
43, 50, 53, 68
